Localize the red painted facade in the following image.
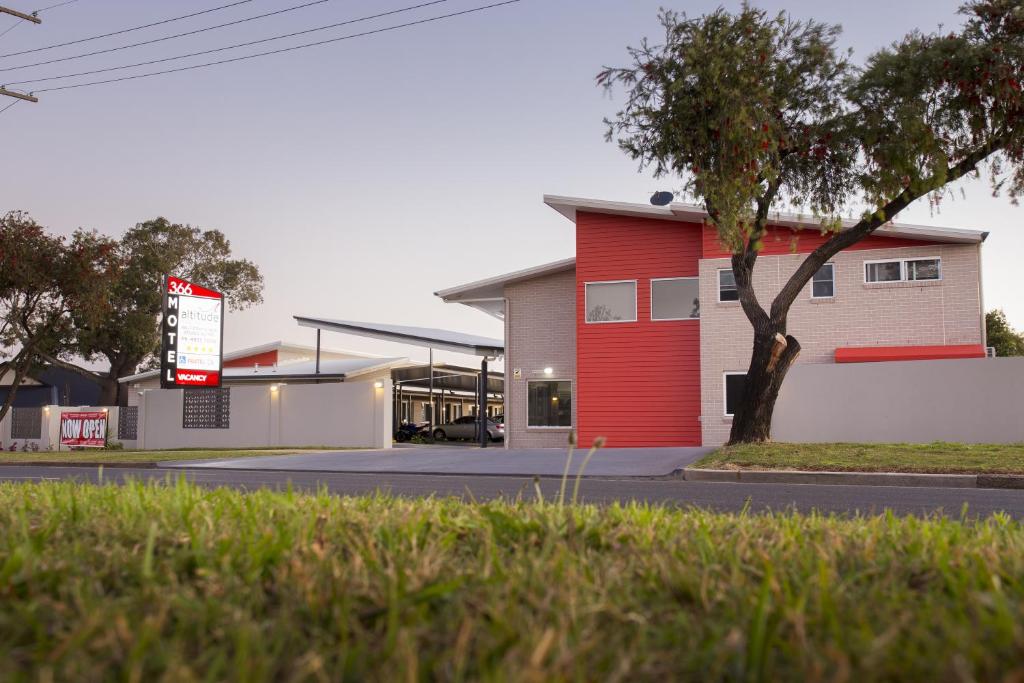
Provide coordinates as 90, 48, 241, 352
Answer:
701, 224, 941, 258
224, 350, 278, 368
835, 344, 986, 363
575, 211, 703, 447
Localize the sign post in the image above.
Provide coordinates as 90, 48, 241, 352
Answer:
160, 276, 224, 389
59, 411, 108, 449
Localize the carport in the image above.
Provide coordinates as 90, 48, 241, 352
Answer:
294, 317, 504, 448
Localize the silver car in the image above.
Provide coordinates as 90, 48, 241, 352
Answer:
433, 416, 504, 442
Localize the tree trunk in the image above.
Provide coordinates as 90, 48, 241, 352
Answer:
0, 352, 33, 426
728, 328, 801, 444
96, 374, 120, 407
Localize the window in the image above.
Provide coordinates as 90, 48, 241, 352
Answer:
865, 257, 941, 283
811, 263, 835, 298
585, 281, 636, 322
906, 258, 941, 281
182, 388, 230, 429
724, 373, 747, 417
718, 269, 739, 302
528, 380, 572, 427
651, 277, 700, 320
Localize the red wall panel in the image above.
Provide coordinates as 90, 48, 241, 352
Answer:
223, 350, 278, 368
576, 212, 703, 447
701, 224, 943, 259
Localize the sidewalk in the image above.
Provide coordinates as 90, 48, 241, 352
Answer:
684, 467, 1024, 489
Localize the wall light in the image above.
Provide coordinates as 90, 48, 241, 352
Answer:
373, 381, 384, 389
270, 384, 279, 392
543, 367, 553, 376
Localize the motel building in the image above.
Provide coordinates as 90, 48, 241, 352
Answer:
436, 195, 990, 449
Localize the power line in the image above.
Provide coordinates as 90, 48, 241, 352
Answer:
0, 0, 79, 40
0, 0, 254, 59
0, 97, 17, 113
35, 0, 79, 11
5, 0, 453, 85
2, 0, 349, 73
32, 0, 521, 93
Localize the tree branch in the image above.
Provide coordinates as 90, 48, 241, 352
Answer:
770, 138, 1004, 324
36, 352, 102, 381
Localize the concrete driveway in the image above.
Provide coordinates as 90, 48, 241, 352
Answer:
158, 446, 713, 477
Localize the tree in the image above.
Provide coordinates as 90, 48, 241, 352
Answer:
0, 212, 118, 423
42, 218, 264, 405
599, 0, 1024, 443
986, 309, 1024, 356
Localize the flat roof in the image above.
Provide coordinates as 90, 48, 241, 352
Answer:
120, 357, 407, 384
294, 317, 504, 357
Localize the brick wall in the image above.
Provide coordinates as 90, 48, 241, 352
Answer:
699, 243, 984, 445
504, 268, 577, 448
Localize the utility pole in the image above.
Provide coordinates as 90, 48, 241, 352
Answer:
0, 5, 41, 24
0, 5, 42, 105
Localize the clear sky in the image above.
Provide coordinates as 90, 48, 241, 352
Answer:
2, 0, 1021, 367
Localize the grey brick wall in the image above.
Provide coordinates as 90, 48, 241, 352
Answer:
504, 269, 577, 448
699, 243, 984, 446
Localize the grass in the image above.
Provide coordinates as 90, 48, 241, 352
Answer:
695, 442, 1024, 475
0, 446, 354, 465
2, 480, 1024, 680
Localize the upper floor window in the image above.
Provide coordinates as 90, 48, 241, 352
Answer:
585, 281, 636, 323
865, 257, 941, 283
811, 263, 835, 298
651, 277, 700, 320
718, 269, 739, 302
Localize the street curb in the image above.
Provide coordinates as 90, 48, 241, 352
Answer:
0, 462, 157, 469
681, 467, 1021, 489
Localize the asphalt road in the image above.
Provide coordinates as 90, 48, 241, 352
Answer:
4, 465, 1024, 517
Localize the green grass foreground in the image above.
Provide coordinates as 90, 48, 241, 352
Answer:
696, 442, 1024, 475
0, 447, 345, 464
2, 481, 1024, 681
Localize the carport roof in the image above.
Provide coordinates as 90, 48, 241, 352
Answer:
293, 317, 504, 357
119, 357, 407, 383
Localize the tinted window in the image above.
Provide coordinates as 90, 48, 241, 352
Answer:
811, 263, 835, 298
651, 277, 700, 320
724, 374, 746, 416
528, 381, 572, 427
718, 270, 739, 302
865, 261, 902, 283
585, 281, 636, 322
906, 258, 940, 280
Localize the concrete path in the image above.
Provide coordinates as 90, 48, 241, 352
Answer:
157, 446, 713, 477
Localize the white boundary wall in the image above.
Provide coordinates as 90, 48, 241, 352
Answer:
773, 358, 1024, 444
1, 406, 126, 452
136, 381, 391, 450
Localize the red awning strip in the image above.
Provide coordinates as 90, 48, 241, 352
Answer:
834, 344, 986, 363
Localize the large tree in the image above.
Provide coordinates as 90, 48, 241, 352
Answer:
599, 0, 1024, 443
0, 212, 118, 422
986, 309, 1024, 356
43, 218, 264, 405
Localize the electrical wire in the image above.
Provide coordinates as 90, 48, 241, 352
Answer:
0, 0, 255, 59
5, 0, 453, 84
35, 0, 80, 11
0, 0, 82, 45
32, 0, 520, 93
1, 0, 351, 73
0, 98, 19, 114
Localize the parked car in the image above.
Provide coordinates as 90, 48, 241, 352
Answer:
394, 421, 430, 443
433, 415, 504, 442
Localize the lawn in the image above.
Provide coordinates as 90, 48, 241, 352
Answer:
2, 480, 1024, 680
0, 447, 347, 465
695, 442, 1024, 475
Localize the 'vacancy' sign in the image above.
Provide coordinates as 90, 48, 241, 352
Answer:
160, 275, 224, 388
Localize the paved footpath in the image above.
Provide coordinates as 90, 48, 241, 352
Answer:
4, 465, 1024, 518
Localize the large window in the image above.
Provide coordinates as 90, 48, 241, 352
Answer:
585, 281, 636, 323
865, 257, 941, 283
528, 380, 572, 427
811, 263, 835, 299
724, 373, 747, 417
651, 277, 700, 320
718, 269, 739, 302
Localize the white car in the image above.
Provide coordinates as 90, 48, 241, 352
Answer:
433, 416, 504, 442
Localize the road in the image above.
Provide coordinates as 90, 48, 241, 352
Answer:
3, 465, 1024, 517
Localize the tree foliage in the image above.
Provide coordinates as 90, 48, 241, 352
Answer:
53, 218, 265, 404
986, 309, 1024, 356
0, 211, 118, 422
599, 1, 1024, 442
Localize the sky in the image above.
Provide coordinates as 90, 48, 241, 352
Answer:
2, 0, 1021, 369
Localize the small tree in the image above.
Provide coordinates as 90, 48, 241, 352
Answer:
600, 1, 1024, 443
0, 212, 117, 422
986, 309, 1024, 356
43, 218, 264, 405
